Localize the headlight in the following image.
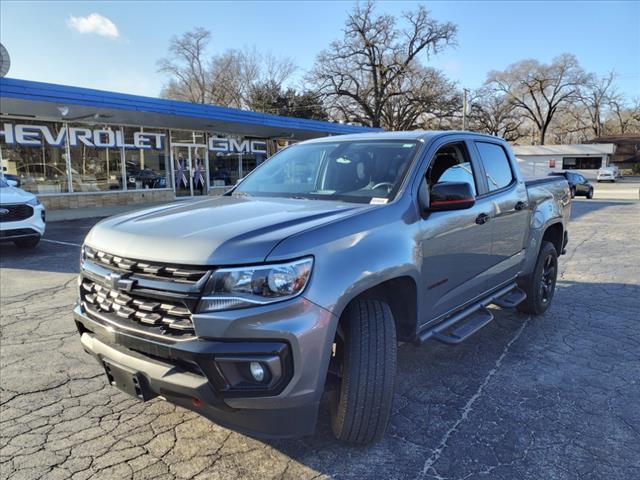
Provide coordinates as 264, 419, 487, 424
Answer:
197, 257, 313, 312
26, 197, 41, 207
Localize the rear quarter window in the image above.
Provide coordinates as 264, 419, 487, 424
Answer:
475, 142, 514, 192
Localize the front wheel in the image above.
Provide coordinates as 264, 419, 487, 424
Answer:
586, 188, 594, 199
330, 299, 397, 444
517, 241, 558, 315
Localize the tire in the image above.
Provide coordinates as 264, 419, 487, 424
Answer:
586, 188, 593, 199
330, 299, 397, 444
570, 187, 576, 198
14, 236, 40, 249
517, 241, 558, 315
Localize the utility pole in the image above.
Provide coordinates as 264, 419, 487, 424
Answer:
462, 88, 470, 131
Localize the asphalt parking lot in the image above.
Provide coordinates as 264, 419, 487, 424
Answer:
591, 177, 640, 200
1, 198, 639, 480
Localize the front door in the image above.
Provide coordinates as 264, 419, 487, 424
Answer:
172, 145, 208, 197
419, 140, 495, 326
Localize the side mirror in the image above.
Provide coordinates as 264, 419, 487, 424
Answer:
428, 181, 475, 211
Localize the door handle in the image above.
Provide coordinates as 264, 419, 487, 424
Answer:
514, 201, 526, 211
475, 213, 490, 225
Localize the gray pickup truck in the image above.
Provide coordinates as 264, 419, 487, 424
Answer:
74, 131, 570, 444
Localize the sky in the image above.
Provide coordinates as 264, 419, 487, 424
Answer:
1, 0, 639, 99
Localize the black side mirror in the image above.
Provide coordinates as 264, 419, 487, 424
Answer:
427, 181, 475, 211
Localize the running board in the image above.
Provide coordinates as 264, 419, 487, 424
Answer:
433, 308, 494, 345
492, 286, 527, 309
416, 283, 519, 345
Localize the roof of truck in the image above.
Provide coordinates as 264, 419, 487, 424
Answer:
302, 130, 502, 143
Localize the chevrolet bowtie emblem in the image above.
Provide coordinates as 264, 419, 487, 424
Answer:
107, 272, 135, 292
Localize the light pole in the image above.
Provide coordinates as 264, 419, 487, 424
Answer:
462, 88, 470, 131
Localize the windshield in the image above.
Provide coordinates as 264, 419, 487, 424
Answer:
0, 177, 9, 188
233, 140, 420, 203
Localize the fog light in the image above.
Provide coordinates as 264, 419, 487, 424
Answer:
249, 362, 265, 382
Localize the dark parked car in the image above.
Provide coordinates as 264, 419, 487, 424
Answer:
549, 171, 593, 199
124, 161, 165, 189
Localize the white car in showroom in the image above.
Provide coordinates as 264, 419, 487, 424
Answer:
0, 175, 46, 248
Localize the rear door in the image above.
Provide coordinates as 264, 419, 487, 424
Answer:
473, 140, 530, 287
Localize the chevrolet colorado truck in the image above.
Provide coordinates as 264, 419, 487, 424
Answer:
74, 131, 570, 444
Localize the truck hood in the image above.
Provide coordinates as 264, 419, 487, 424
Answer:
84, 196, 367, 265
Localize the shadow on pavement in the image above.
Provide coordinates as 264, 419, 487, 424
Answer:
0, 218, 98, 274
570, 199, 636, 220
257, 279, 640, 479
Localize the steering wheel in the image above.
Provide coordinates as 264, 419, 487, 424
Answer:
371, 182, 394, 192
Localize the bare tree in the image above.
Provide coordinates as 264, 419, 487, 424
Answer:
468, 88, 525, 142
309, 1, 457, 129
382, 66, 460, 130
158, 29, 296, 110
486, 54, 587, 144
606, 96, 640, 135
206, 48, 296, 109
578, 71, 617, 138
158, 28, 211, 103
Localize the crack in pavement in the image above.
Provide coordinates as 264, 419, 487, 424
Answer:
418, 316, 533, 479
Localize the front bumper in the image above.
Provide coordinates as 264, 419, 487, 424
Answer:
0, 204, 45, 241
74, 297, 336, 438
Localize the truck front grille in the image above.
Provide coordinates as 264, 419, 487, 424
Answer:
84, 246, 207, 284
80, 278, 195, 335
0, 204, 33, 222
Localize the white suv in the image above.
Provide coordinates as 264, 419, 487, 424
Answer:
0, 176, 46, 248
597, 166, 618, 182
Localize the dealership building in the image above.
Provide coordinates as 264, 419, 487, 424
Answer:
0, 77, 375, 211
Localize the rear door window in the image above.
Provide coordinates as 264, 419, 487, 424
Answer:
475, 142, 514, 192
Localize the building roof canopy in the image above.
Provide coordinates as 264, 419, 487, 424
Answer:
0, 77, 379, 140
512, 144, 615, 156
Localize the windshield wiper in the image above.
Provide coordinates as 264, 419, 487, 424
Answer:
231, 191, 252, 198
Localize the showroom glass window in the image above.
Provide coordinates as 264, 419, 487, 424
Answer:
0, 119, 70, 194
123, 127, 170, 190
208, 134, 239, 187
171, 129, 206, 145
67, 124, 123, 192
207, 135, 268, 187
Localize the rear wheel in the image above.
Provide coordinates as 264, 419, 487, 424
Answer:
14, 236, 40, 249
570, 187, 576, 198
329, 299, 397, 444
517, 241, 558, 315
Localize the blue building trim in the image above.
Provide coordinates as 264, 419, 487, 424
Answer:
0, 77, 380, 135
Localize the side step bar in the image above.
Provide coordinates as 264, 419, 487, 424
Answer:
433, 308, 494, 345
493, 287, 527, 309
416, 284, 526, 345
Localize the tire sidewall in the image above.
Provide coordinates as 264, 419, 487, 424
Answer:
530, 243, 558, 314
330, 300, 397, 444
